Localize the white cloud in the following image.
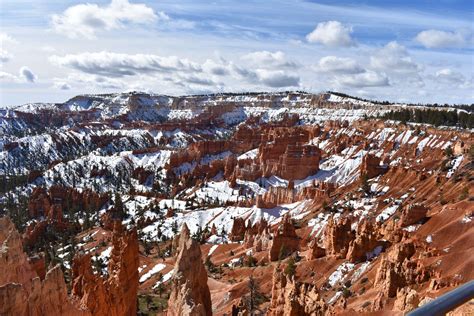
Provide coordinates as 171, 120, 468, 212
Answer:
51, 0, 159, 39
41, 46, 57, 53
53, 81, 72, 90
19, 66, 37, 83
55, 73, 125, 90
335, 71, 389, 88
1, 66, 37, 83
435, 68, 465, 84
0, 49, 12, 63
202, 59, 230, 76
370, 41, 420, 74
415, 29, 468, 48
313, 56, 364, 74
0, 32, 16, 45
0, 71, 19, 82
306, 21, 354, 47
49, 50, 299, 88
174, 73, 218, 86
0, 33, 16, 64
241, 51, 297, 68
50, 51, 202, 77
255, 69, 300, 87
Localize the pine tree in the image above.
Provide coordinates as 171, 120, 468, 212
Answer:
285, 256, 296, 278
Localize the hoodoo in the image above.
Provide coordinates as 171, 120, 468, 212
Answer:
167, 224, 212, 316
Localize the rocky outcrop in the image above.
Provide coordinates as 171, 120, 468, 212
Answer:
167, 223, 212, 316
268, 267, 327, 316
107, 221, 140, 315
28, 186, 108, 220
72, 220, 139, 316
0, 217, 89, 316
25, 186, 109, 247
230, 217, 247, 242
399, 204, 428, 227
0, 217, 38, 290
256, 187, 296, 209
346, 220, 385, 263
232, 126, 321, 182
393, 287, 419, 313
307, 240, 326, 260
167, 140, 232, 171
360, 154, 387, 179
27, 265, 90, 316
374, 242, 430, 304
28, 254, 46, 281
244, 219, 271, 252
324, 217, 354, 259
269, 214, 300, 261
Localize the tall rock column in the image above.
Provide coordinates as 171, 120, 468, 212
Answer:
71, 220, 139, 316
167, 223, 212, 316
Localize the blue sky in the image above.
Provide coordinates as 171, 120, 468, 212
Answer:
0, 0, 473, 106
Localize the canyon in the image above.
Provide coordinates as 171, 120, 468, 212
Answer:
0, 91, 472, 315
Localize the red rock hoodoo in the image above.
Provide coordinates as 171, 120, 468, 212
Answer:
167, 223, 212, 316
269, 214, 300, 261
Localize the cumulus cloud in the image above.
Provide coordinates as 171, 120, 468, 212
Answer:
335, 71, 389, 88
435, 68, 465, 84
50, 51, 202, 77
0, 71, 18, 82
306, 21, 354, 47
0, 33, 16, 64
230, 63, 299, 88
19, 67, 37, 83
49, 50, 299, 88
241, 51, 297, 68
415, 29, 468, 48
313, 56, 364, 74
370, 41, 420, 74
202, 59, 230, 76
0, 49, 12, 63
1, 66, 37, 83
53, 81, 72, 90
51, 0, 159, 39
254, 69, 300, 88
0, 32, 16, 45
174, 74, 218, 86
55, 73, 125, 90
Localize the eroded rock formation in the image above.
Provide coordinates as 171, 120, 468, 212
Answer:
374, 242, 431, 308
269, 214, 300, 261
167, 223, 212, 316
230, 217, 247, 242
0, 217, 89, 316
393, 287, 419, 313
346, 220, 385, 263
360, 154, 387, 179
399, 204, 428, 227
72, 221, 139, 316
268, 266, 327, 316
324, 217, 354, 259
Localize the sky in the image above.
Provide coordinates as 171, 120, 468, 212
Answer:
0, 0, 473, 106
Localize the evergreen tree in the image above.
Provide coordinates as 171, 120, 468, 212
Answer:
284, 257, 296, 278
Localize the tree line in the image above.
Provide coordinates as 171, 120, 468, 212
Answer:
381, 108, 474, 128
